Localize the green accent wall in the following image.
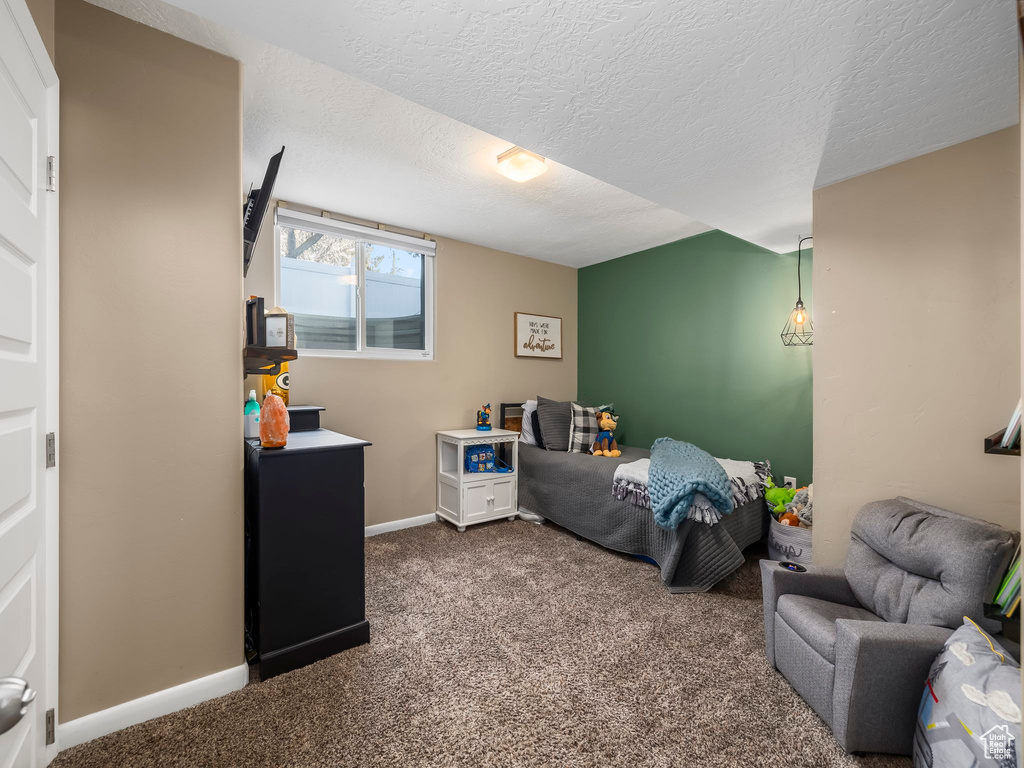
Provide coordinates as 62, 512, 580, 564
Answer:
578, 230, 812, 484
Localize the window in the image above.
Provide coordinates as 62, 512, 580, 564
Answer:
275, 207, 435, 359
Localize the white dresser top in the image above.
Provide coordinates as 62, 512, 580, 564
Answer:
437, 428, 519, 440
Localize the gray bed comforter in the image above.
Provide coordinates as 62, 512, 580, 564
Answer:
518, 443, 767, 593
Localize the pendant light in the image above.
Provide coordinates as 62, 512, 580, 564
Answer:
781, 236, 813, 346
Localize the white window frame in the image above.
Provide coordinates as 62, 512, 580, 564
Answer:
274, 207, 435, 361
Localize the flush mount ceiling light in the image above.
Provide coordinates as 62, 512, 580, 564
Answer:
496, 146, 548, 183
781, 236, 813, 347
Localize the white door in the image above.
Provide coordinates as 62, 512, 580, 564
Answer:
0, 0, 59, 764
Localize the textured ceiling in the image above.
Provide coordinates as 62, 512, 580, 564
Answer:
145, 0, 1018, 254
87, 0, 709, 268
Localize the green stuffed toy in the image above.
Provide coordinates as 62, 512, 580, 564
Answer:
763, 476, 798, 517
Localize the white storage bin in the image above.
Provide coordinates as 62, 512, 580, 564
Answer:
766, 515, 812, 565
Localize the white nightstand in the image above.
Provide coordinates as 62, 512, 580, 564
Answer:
436, 429, 519, 532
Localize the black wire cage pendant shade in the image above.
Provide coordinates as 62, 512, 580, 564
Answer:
781, 236, 813, 346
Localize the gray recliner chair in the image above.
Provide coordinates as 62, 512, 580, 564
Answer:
761, 496, 1018, 755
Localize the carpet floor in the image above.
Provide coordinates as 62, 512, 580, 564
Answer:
53, 520, 911, 768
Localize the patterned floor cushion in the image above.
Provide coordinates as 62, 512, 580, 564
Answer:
914, 617, 1021, 767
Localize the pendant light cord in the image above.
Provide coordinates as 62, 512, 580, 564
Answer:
797, 236, 813, 302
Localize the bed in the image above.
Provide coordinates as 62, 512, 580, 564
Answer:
517, 443, 767, 593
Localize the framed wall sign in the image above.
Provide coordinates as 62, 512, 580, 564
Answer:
514, 312, 562, 359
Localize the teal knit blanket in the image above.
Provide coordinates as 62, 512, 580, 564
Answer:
649, 438, 735, 529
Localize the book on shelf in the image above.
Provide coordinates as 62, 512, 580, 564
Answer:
991, 543, 1021, 617
1000, 398, 1022, 448
1004, 421, 1022, 451
998, 582, 1020, 615
1005, 595, 1021, 619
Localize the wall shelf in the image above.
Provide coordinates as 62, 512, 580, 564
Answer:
244, 346, 297, 377
983, 602, 1021, 643
984, 430, 1020, 456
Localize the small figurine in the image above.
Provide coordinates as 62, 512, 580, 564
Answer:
476, 403, 492, 431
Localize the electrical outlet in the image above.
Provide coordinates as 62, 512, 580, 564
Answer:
783, 476, 797, 489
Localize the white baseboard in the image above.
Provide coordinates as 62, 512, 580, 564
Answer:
59, 662, 248, 750
365, 513, 436, 537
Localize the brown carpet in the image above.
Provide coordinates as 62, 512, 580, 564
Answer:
53, 521, 911, 768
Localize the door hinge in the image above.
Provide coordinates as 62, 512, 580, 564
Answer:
46, 156, 56, 192
45, 709, 55, 745
45, 432, 55, 469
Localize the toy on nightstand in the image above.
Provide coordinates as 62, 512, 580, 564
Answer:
476, 404, 492, 431
590, 410, 621, 457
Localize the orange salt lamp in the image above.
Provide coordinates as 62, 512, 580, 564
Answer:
260, 392, 290, 448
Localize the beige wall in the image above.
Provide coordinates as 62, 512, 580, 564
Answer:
812, 128, 1021, 566
25, 0, 54, 62
57, 0, 244, 721
1018, 34, 1023, 646
244, 203, 577, 526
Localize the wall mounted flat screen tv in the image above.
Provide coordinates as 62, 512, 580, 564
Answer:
243, 146, 284, 277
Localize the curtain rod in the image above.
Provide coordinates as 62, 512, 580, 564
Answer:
276, 200, 434, 242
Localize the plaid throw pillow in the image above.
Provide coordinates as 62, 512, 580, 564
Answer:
569, 403, 599, 453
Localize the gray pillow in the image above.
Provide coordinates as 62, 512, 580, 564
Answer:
536, 396, 571, 452
914, 618, 1020, 767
